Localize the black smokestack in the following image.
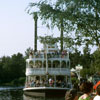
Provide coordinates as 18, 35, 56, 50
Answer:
33, 12, 38, 52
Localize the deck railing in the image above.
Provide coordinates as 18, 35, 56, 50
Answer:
26, 68, 70, 76
30, 54, 69, 59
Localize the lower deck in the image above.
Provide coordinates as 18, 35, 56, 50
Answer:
23, 87, 69, 97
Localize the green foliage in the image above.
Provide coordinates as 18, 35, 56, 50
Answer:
10, 77, 25, 86
27, 0, 100, 51
70, 49, 100, 77
71, 77, 79, 84
38, 35, 59, 45
0, 53, 25, 85
18, 77, 26, 85
81, 68, 90, 78
25, 47, 33, 59
92, 50, 100, 71
11, 79, 19, 86
70, 50, 82, 68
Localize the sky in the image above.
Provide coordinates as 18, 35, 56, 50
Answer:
0, 0, 97, 57
0, 0, 60, 57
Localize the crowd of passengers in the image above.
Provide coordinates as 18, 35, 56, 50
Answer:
29, 50, 67, 58
25, 79, 70, 88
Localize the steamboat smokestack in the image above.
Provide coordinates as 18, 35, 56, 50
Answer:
33, 12, 38, 52
60, 18, 64, 52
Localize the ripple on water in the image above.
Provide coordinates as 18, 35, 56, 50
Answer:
0, 89, 23, 100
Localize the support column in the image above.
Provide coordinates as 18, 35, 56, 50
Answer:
66, 76, 67, 87
42, 61, 43, 68
51, 60, 53, 69
54, 75, 56, 87
60, 61, 61, 71
40, 76, 42, 86
66, 61, 67, 68
25, 76, 28, 87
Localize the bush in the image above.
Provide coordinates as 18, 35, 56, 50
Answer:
10, 77, 25, 86
18, 77, 25, 85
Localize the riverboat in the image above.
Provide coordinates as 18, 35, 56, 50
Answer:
23, 43, 72, 97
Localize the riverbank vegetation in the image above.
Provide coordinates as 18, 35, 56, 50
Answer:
0, 53, 26, 86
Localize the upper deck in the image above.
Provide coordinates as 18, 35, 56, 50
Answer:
25, 43, 70, 76
28, 43, 69, 61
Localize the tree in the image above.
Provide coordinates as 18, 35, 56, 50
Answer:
27, 0, 72, 51
0, 53, 26, 84
1, 56, 11, 83
38, 35, 59, 45
10, 53, 25, 79
70, 50, 82, 68
25, 47, 33, 58
27, 0, 100, 52
56, 0, 100, 51
92, 50, 100, 71
72, 0, 100, 51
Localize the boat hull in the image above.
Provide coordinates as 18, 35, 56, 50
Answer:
23, 87, 69, 97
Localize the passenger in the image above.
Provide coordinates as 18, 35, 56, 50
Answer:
93, 85, 100, 100
31, 80, 34, 87
41, 79, 45, 86
65, 89, 79, 100
62, 81, 66, 88
58, 80, 62, 87
49, 78, 54, 87
44, 80, 48, 86
78, 81, 93, 100
56, 80, 59, 87
36, 80, 40, 87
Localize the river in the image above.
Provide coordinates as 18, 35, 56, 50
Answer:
0, 87, 65, 100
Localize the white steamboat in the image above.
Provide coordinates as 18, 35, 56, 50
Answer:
23, 43, 72, 97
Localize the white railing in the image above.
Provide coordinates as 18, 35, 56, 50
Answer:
26, 68, 70, 76
29, 54, 69, 59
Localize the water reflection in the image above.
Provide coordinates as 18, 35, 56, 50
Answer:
0, 89, 23, 100
23, 94, 64, 100
0, 88, 64, 100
